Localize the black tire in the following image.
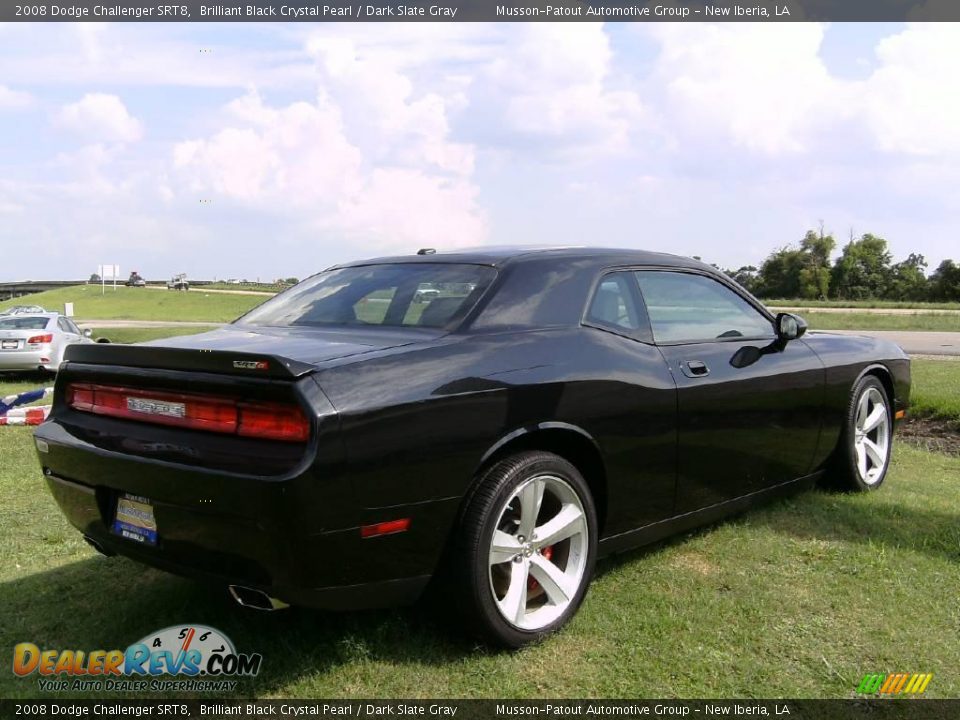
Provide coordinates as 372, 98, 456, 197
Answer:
453, 451, 597, 648
829, 375, 894, 492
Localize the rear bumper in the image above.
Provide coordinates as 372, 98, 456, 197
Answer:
34, 420, 457, 611
0, 349, 53, 371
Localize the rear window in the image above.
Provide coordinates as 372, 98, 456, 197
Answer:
239, 264, 497, 329
0, 317, 50, 330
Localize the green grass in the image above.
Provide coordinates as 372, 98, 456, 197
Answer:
0, 429, 956, 699
911, 359, 960, 425
803, 312, 960, 332
766, 299, 960, 310
90, 326, 217, 345
0, 286, 265, 323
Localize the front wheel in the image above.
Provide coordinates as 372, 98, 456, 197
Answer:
455, 451, 597, 648
832, 375, 893, 491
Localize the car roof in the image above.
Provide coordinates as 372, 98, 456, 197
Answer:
331, 246, 714, 271
0, 312, 59, 320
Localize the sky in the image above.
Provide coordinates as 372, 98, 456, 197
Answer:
1, 21, 958, 281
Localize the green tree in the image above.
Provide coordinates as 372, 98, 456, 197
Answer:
888, 253, 930, 301
929, 259, 960, 301
830, 233, 892, 300
797, 228, 835, 299
755, 227, 835, 299
757, 247, 805, 298
725, 265, 761, 294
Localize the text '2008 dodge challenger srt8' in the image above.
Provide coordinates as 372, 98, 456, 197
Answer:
35, 247, 910, 647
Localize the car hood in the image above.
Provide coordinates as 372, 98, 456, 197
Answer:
140, 324, 439, 365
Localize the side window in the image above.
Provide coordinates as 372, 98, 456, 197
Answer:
58, 318, 72, 334
67, 320, 82, 335
635, 271, 773, 344
585, 272, 649, 338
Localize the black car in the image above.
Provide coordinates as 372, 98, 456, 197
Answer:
35, 247, 910, 647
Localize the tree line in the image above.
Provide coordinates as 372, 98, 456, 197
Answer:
723, 227, 960, 302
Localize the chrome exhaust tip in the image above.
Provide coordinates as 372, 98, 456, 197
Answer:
228, 585, 289, 611
83, 535, 116, 557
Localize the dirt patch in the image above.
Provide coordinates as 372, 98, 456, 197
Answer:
671, 551, 718, 576
900, 416, 960, 457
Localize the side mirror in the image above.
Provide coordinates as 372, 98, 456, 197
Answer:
82, 329, 93, 338
775, 312, 807, 341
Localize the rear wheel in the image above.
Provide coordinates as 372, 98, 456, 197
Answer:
455, 451, 597, 648
833, 375, 893, 491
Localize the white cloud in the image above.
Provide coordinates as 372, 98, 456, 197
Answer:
56, 93, 143, 144
307, 35, 475, 175
863, 24, 960, 155
336, 168, 484, 250
173, 80, 485, 251
486, 24, 644, 153
174, 91, 362, 204
0, 85, 32, 110
647, 23, 851, 155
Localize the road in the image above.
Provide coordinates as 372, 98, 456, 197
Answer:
821, 330, 960, 356
143, 285, 274, 296
771, 305, 960, 316
76, 320, 223, 329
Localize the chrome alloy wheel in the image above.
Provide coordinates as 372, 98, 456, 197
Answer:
854, 386, 890, 485
487, 474, 589, 631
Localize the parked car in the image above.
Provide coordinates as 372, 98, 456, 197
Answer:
167, 273, 189, 291
37, 248, 909, 647
0, 313, 94, 373
0, 304, 47, 316
413, 287, 441, 303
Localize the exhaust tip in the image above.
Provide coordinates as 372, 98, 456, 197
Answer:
228, 585, 289, 611
83, 535, 116, 557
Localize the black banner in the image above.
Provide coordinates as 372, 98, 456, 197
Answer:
1, 0, 958, 23
0, 700, 957, 720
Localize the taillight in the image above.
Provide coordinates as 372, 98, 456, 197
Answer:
27, 334, 53, 344
65, 383, 309, 442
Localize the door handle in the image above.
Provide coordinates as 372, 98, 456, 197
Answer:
680, 360, 710, 378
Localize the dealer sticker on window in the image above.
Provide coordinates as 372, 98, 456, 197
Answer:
112, 493, 158, 546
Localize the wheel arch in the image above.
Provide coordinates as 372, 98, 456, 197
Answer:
475, 423, 608, 535
856, 363, 895, 406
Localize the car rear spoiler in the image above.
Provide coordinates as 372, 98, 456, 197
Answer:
63, 344, 315, 380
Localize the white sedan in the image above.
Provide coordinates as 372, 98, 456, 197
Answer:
0, 313, 94, 374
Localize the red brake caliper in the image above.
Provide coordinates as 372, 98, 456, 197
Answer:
528, 545, 553, 591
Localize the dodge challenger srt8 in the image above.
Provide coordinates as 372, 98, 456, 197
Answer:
35, 247, 910, 647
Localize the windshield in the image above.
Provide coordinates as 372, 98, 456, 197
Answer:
0, 317, 51, 330
239, 263, 497, 330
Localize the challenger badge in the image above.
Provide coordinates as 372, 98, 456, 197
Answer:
233, 360, 269, 370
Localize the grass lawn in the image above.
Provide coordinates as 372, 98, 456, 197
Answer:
766, 298, 960, 310
90, 326, 217, 345
802, 312, 960, 332
0, 434, 956, 699
0, 286, 264, 323
911, 359, 960, 425
1, 357, 958, 699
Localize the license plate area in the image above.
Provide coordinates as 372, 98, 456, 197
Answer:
1, 340, 19, 350
112, 493, 158, 546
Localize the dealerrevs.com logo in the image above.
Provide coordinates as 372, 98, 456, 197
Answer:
13, 625, 262, 693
